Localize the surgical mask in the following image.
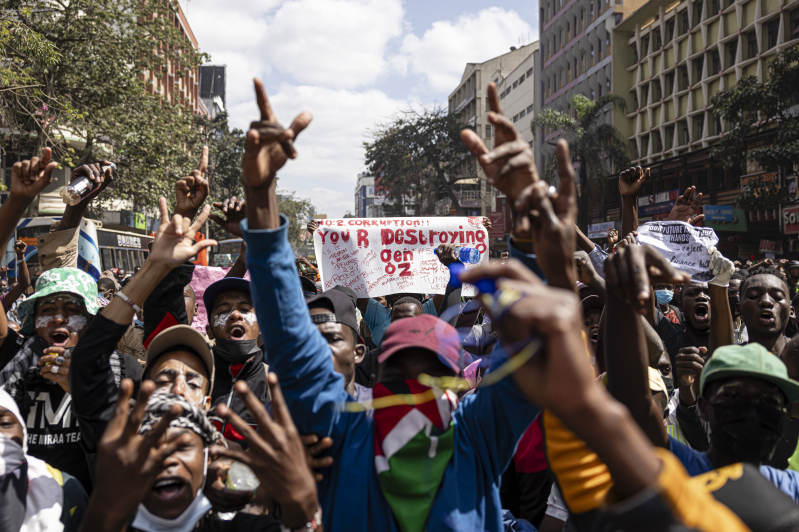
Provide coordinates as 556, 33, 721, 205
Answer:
662, 376, 675, 400
655, 289, 674, 305
213, 338, 260, 364
131, 449, 211, 532
134, 318, 144, 328
709, 399, 787, 464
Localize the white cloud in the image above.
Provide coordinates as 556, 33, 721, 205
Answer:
396, 7, 534, 93
262, 0, 405, 89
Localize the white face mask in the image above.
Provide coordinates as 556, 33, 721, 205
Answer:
131, 449, 211, 532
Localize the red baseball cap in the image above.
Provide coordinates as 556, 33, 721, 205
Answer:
377, 314, 462, 374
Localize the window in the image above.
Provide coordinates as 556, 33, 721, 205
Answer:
102, 248, 114, 271
634, 47, 639, 64
681, 121, 690, 145
694, 55, 704, 80
520, 109, 527, 118
591, 45, 595, 66
666, 125, 674, 148
679, 66, 689, 90
712, 50, 721, 73
693, 0, 703, 24
711, 0, 719, 15
574, 58, 578, 78
727, 39, 738, 65
666, 20, 675, 43
527, 68, 533, 77
513, 80, 519, 89
527, 104, 534, 114
666, 71, 675, 96
747, 31, 758, 59
714, 115, 722, 135
641, 84, 649, 105
513, 114, 520, 123
680, 11, 689, 35
486, 125, 493, 138
654, 79, 662, 100
500, 90, 506, 100
695, 114, 705, 139
791, 9, 799, 40
607, 78, 611, 92
598, 38, 602, 58
655, 131, 663, 152
591, 89, 596, 99
590, 0, 594, 19
519, 74, 525, 84
642, 36, 650, 56
567, 22, 571, 41
567, 62, 571, 82
633, 93, 639, 110
655, 29, 662, 50
767, 18, 779, 49
581, 10, 585, 30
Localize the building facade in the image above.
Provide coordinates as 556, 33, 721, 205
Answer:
200, 65, 226, 119
355, 173, 376, 218
600, 0, 799, 259
448, 43, 538, 216
538, 0, 646, 169
493, 45, 541, 164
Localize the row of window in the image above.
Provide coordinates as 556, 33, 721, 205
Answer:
499, 68, 535, 99
544, 41, 610, 99
635, 114, 723, 158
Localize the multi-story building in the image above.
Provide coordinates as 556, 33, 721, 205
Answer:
605, 0, 799, 258
200, 65, 226, 119
140, 1, 203, 113
354, 173, 376, 218
448, 43, 537, 216
493, 45, 541, 165
538, 0, 645, 169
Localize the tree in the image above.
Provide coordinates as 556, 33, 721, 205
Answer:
530, 94, 629, 230
363, 106, 477, 216
278, 191, 314, 251
711, 46, 799, 188
197, 111, 246, 203
0, 0, 209, 211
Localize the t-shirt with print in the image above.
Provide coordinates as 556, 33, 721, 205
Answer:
365, 297, 438, 346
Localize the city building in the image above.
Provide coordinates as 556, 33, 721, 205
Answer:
448, 43, 538, 216
354, 173, 375, 218
493, 45, 540, 163
538, 0, 645, 169
200, 65, 226, 119
602, 0, 799, 259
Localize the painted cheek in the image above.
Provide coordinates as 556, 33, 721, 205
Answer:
66, 315, 87, 333
213, 311, 231, 329
241, 312, 258, 326
35, 316, 53, 329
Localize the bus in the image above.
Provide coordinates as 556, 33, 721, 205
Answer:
210, 239, 243, 267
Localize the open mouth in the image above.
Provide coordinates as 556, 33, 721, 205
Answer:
49, 330, 70, 347
590, 330, 599, 343
694, 304, 709, 323
759, 310, 776, 326
151, 477, 188, 501
228, 323, 246, 340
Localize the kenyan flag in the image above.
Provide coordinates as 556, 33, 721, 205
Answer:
373, 380, 457, 532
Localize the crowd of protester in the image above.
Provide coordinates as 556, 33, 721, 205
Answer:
1, 78, 799, 532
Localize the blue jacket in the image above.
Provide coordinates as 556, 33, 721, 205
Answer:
242, 216, 541, 532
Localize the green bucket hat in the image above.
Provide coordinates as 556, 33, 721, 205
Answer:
18, 267, 100, 335
700, 343, 799, 403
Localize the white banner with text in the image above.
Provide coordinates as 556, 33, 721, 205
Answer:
636, 221, 719, 282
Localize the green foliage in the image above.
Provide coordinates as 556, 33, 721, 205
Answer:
198, 111, 246, 203
530, 93, 629, 229
0, 0, 210, 211
363, 106, 477, 216
278, 191, 314, 250
711, 46, 799, 172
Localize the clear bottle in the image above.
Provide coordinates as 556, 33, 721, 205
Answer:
457, 247, 481, 264
225, 461, 260, 496
60, 162, 116, 206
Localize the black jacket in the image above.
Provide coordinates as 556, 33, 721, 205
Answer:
208, 348, 270, 442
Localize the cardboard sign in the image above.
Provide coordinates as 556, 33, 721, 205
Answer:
312, 217, 488, 297
636, 221, 719, 282
784, 206, 799, 234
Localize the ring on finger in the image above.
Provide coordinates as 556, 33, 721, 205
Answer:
51, 365, 60, 374
56, 356, 64, 365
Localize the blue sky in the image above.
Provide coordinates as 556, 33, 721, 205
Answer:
182, 0, 539, 217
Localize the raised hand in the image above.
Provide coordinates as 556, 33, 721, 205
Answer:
13, 240, 25, 259
481, 216, 492, 230
460, 83, 538, 202
603, 245, 690, 315
209, 197, 246, 237
205, 456, 255, 512
307, 220, 318, 235
69, 160, 115, 205
618, 167, 649, 197
607, 228, 619, 246
88, 380, 185, 529
575, 250, 599, 286
149, 198, 217, 270
10, 147, 58, 200
614, 231, 638, 251
242, 79, 313, 192
434, 244, 461, 266
675, 346, 707, 406
668, 186, 704, 225
174, 146, 210, 220
211, 377, 319, 528
513, 140, 578, 290
301, 434, 334, 483
39, 346, 72, 392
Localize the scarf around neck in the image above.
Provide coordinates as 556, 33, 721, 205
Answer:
373, 380, 457, 532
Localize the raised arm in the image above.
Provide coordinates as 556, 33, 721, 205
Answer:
603, 246, 689, 449
0, 150, 57, 347
4, 240, 30, 308
53, 161, 115, 232
707, 249, 735, 356
619, 167, 648, 239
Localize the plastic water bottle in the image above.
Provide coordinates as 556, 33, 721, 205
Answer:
225, 461, 260, 496
60, 162, 116, 206
457, 247, 481, 264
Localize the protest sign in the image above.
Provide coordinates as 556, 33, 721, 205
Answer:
312, 217, 488, 297
636, 221, 719, 282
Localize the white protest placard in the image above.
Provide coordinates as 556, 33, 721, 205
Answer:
635, 221, 719, 282
312, 217, 489, 297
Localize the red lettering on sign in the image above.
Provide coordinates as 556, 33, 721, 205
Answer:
396, 229, 404, 244
357, 229, 369, 247
398, 262, 411, 276
405, 229, 418, 245
381, 229, 394, 245
380, 249, 392, 263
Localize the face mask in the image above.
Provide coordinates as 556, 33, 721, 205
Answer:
662, 376, 675, 400
655, 289, 674, 305
132, 449, 211, 532
709, 399, 787, 464
213, 338, 260, 364
134, 318, 144, 328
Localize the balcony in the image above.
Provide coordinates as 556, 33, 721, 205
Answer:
454, 89, 476, 114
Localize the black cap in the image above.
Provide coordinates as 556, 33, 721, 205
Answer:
331, 285, 358, 311
300, 276, 319, 299
307, 290, 358, 335
789, 260, 799, 269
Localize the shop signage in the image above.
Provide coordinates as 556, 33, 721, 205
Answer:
742, 171, 779, 196
488, 211, 505, 239
759, 239, 783, 255
783, 206, 799, 235
704, 205, 733, 222
637, 189, 680, 216
587, 221, 616, 239
704, 208, 747, 232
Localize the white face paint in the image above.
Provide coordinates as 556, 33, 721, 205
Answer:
241, 312, 257, 326
35, 316, 54, 329
213, 311, 232, 330
66, 315, 88, 333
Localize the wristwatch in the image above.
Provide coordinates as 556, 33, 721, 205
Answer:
280, 507, 322, 532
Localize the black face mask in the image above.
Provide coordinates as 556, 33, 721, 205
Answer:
709, 398, 787, 464
662, 376, 675, 400
729, 295, 740, 316
213, 338, 260, 364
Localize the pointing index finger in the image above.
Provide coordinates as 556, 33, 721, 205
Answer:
487, 82, 504, 116
253, 78, 276, 122
198, 146, 208, 176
